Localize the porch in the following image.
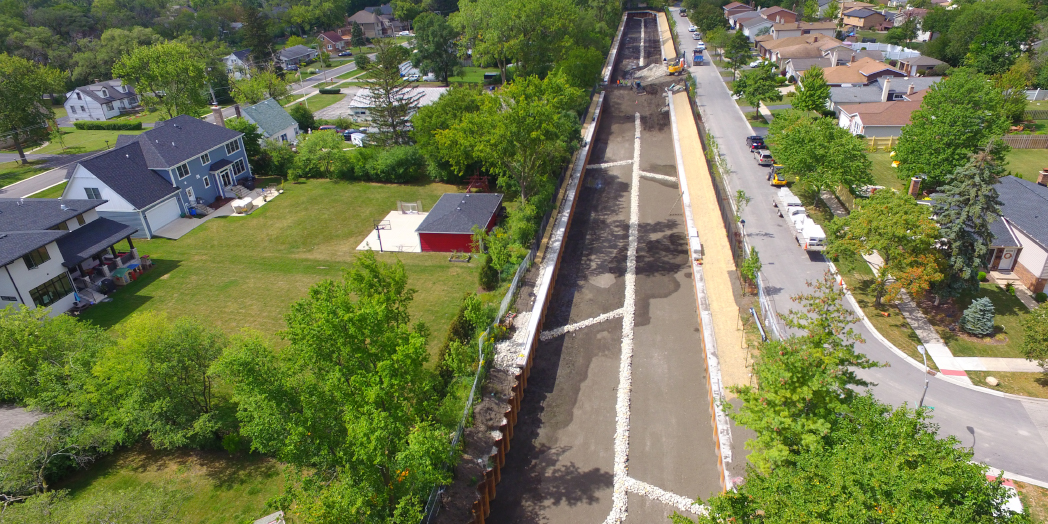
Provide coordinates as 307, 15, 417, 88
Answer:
55, 218, 152, 314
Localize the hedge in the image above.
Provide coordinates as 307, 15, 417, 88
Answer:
73, 121, 143, 130
318, 88, 342, 94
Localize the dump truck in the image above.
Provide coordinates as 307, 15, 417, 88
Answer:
667, 55, 686, 75
692, 49, 704, 66
768, 164, 787, 187
775, 188, 826, 252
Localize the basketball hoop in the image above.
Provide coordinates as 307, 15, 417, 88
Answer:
373, 219, 392, 252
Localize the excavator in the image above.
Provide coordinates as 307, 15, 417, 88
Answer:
768, 164, 788, 187
667, 55, 686, 76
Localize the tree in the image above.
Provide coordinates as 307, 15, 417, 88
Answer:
241, 4, 274, 66
112, 41, 209, 119
451, 0, 516, 84
4, 486, 181, 524
932, 152, 1004, 299
289, 130, 350, 180
824, 0, 840, 20
0, 54, 64, 164
724, 29, 753, 74
677, 395, 1026, 523
553, 46, 604, 90
411, 85, 485, 182
826, 189, 943, 305
793, 65, 830, 113
704, 27, 729, 57
732, 62, 781, 116
738, 247, 761, 284
728, 274, 877, 472
225, 117, 268, 172
765, 110, 872, 194
1020, 303, 1048, 372
68, 27, 162, 86
411, 12, 460, 86
393, 0, 432, 22
800, 0, 820, 22
683, 0, 727, 33
230, 69, 292, 104
885, 16, 918, 46
92, 312, 232, 449
350, 22, 366, 47
895, 68, 1009, 189
960, 297, 995, 336
215, 252, 451, 522
994, 57, 1032, 124
0, 411, 117, 496
360, 38, 422, 146
287, 102, 315, 132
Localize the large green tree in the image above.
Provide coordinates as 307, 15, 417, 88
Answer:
112, 41, 209, 119
288, 130, 349, 180
922, 0, 1037, 74
724, 29, 753, 74
765, 110, 872, 194
894, 68, 1009, 189
215, 252, 451, 522
69, 27, 162, 86
0, 54, 64, 163
241, 4, 275, 66
0, 411, 117, 496
732, 61, 781, 116
683, 0, 727, 33
230, 69, 292, 104
359, 38, 421, 146
411, 12, 460, 86
826, 189, 943, 305
1021, 303, 1048, 374
792, 65, 830, 113
411, 85, 485, 182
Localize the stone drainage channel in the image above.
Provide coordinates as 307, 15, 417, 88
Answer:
452, 12, 726, 524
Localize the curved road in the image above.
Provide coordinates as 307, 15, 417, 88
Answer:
668, 8, 1048, 483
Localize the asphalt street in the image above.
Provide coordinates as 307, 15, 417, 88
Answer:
0, 152, 99, 198
669, 7, 1048, 482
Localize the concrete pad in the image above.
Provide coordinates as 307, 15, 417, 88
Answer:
152, 217, 208, 240
953, 357, 1045, 373
0, 405, 44, 440
355, 210, 425, 252
312, 86, 362, 120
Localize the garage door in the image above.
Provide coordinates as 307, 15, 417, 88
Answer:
144, 197, 181, 235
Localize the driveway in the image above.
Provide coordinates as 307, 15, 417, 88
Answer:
669, 6, 1048, 483
312, 87, 363, 119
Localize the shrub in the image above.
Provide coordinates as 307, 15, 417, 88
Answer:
960, 297, 995, 337
1005, 282, 1015, 295
1035, 292, 1047, 303
362, 145, 426, 183
479, 255, 500, 291
739, 247, 762, 284
73, 121, 143, 130
287, 103, 315, 131
978, 271, 987, 282
318, 87, 341, 94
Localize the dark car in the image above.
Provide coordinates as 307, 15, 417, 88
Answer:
338, 50, 353, 57
746, 135, 764, 147
285, 64, 299, 71
342, 129, 361, 140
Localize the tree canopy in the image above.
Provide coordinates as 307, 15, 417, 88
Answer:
765, 110, 872, 194
0, 54, 64, 163
792, 65, 830, 113
732, 62, 781, 115
359, 38, 421, 146
411, 12, 461, 86
111, 41, 209, 119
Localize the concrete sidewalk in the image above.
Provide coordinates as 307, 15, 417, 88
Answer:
953, 357, 1044, 373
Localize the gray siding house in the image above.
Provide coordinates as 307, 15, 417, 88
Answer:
62, 115, 252, 238
64, 80, 140, 122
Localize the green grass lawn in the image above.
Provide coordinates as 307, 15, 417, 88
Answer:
932, 283, 1029, 359
286, 93, 345, 112
967, 371, 1048, 399
77, 179, 481, 355
866, 151, 907, 191
855, 30, 888, 43
34, 128, 147, 155
449, 67, 499, 84
110, 109, 167, 124
312, 82, 336, 89
52, 106, 68, 120
57, 446, 286, 524
27, 180, 66, 198
1005, 148, 1048, 182
0, 159, 50, 189
336, 69, 366, 80
279, 94, 304, 106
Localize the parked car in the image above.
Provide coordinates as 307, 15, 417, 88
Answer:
405, 73, 420, 81
398, 31, 412, 36
338, 51, 353, 57
746, 135, 765, 149
688, 25, 697, 32
692, 33, 701, 40
695, 41, 706, 51
680, 9, 687, 16
748, 59, 769, 68
755, 149, 775, 166
318, 125, 339, 133
285, 64, 299, 71
342, 129, 361, 140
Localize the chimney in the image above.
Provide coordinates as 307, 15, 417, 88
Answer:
850, 53, 857, 64
234, 104, 242, 118
907, 83, 915, 96
881, 77, 892, 102
212, 105, 225, 127
908, 177, 921, 198
1038, 170, 1048, 187
813, 35, 818, 42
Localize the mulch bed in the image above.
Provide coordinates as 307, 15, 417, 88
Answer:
915, 292, 1007, 344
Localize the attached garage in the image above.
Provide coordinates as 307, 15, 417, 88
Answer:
416, 193, 503, 253
143, 197, 182, 237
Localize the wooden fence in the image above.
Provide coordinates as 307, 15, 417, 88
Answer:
1025, 109, 1048, 120
865, 136, 897, 152
1002, 135, 1048, 149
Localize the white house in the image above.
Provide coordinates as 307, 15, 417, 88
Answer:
0, 198, 141, 316
64, 80, 140, 122
348, 87, 448, 121
225, 49, 252, 80
240, 99, 299, 144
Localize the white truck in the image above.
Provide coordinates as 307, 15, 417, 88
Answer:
775, 188, 827, 252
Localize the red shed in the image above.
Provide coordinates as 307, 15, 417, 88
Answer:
416, 193, 503, 252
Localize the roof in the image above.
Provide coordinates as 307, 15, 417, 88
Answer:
318, 31, 343, 43
761, 34, 840, 52
786, 57, 833, 72
67, 80, 137, 105
988, 216, 1021, 248
898, 55, 945, 67
741, 16, 774, 29
730, 10, 762, 22
844, 7, 882, 17
415, 193, 503, 234
776, 44, 827, 59
75, 143, 179, 209
241, 99, 298, 139
55, 217, 138, 268
723, 2, 747, 9
998, 176, 1048, 247
0, 231, 67, 267
230, 49, 251, 62
838, 94, 924, 126
0, 198, 107, 232
830, 77, 942, 104
347, 9, 382, 24
761, 6, 794, 16
772, 21, 838, 31
349, 87, 449, 109
364, 3, 393, 15
279, 45, 315, 60
821, 56, 903, 84
117, 114, 243, 169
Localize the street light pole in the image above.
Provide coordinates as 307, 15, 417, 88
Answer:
917, 345, 930, 410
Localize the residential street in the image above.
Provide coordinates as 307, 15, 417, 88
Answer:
668, 7, 1048, 482
0, 152, 98, 198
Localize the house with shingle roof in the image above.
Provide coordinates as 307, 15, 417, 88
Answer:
760, 6, 797, 24
64, 80, 140, 122
812, 56, 906, 86
240, 99, 299, 144
896, 55, 945, 76
225, 49, 252, 80
729, 9, 762, 28
277, 45, 318, 69
740, 16, 775, 40
771, 21, 838, 39
62, 115, 252, 238
828, 75, 941, 110
837, 89, 925, 136
842, 7, 887, 29
984, 176, 1048, 292
318, 30, 347, 55
723, 2, 755, 18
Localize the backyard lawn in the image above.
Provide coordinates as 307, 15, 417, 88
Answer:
77, 179, 481, 355
110, 109, 168, 124
866, 151, 907, 191
449, 67, 500, 84
33, 127, 147, 155
28, 181, 66, 198
285, 93, 345, 112
1005, 148, 1048, 181
0, 159, 50, 189
57, 446, 286, 524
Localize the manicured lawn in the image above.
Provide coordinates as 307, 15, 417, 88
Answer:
77, 179, 481, 355
855, 30, 888, 43
34, 128, 146, 155
52, 106, 68, 120
1017, 481, 1048, 522
0, 159, 50, 189
312, 82, 336, 89
285, 93, 345, 112
279, 94, 304, 106
110, 109, 167, 124
866, 151, 906, 191
57, 446, 286, 524
336, 69, 366, 80
27, 180, 66, 198
934, 283, 1029, 359
449, 67, 500, 84
967, 371, 1048, 400
1005, 148, 1048, 182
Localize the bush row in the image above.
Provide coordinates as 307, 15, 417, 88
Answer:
292, 142, 427, 183
318, 87, 342, 94
73, 120, 143, 130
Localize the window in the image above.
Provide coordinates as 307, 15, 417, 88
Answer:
232, 158, 246, 175
75, 214, 86, 226
175, 163, 191, 179
105, 103, 114, 111
80, 106, 86, 113
101, 88, 109, 97
70, 106, 77, 114
84, 187, 102, 200
199, 152, 210, 165
23, 246, 51, 270
49, 222, 69, 231
225, 139, 241, 155
280, 134, 288, 142
29, 274, 74, 308
203, 176, 211, 188
76, 92, 82, 100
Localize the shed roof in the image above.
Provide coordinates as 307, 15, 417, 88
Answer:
415, 193, 503, 234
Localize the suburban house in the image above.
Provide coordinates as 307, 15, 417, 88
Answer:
812, 56, 906, 86
318, 31, 347, 54
760, 6, 797, 24
348, 87, 448, 121
277, 45, 318, 69
64, 80, 140, 122
983, 175, 1048, 293
770, 21, 837, 39
896, 55, 945, 75
729, 10, 762, 29
740, 16, 775, 40
842, 8, 887, 29
0, 198, 142, 316
723, 2, 755, 18
415, 193, 503, 252
346, 4, 407, 38
784, 57, 833, 80
62, 115, 252, 238
240, 99, 299, 144
894, 8, 933, 41
225, 49, 252, 79
828, 75, 940, 110
837, 89, 925, 136
757, 34, 842, 64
